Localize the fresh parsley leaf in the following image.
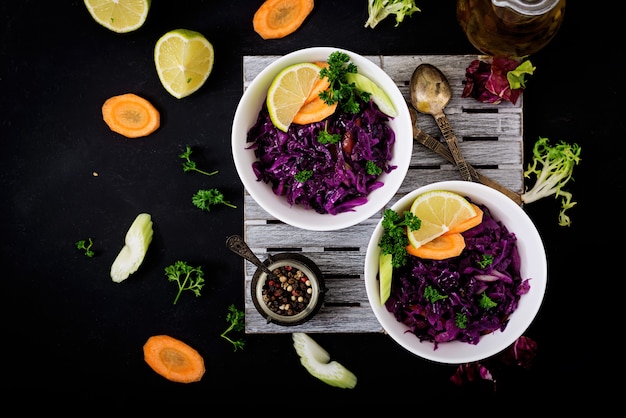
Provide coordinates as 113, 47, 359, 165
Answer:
479, 293, 498, 309
455, 312, 468, 329
366, 160, 382, 175
221, 304, 245, 351
424, 285, 448, 303
164, 261, 205, 305
294, 170, 313, 182
477, 254, 494, 268
379, 208, 421, 268
319, 51, 371, 114
317, 130, 340, 145
192, 188, 237, 212
179, 145, 218, 176
76, 238, 95, 257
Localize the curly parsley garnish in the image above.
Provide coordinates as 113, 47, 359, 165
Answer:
379, 208, 421, 268
424, 285, 448, 303
192, 188, 237, 212
319, 51, 371, 114
164, 261, 205, 305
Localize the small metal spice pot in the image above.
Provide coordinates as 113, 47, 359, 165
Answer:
250, 253, 326, 326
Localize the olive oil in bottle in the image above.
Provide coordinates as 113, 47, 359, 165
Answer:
456, 0, 566, 58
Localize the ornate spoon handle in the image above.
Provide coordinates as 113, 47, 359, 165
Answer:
410, 109, 523, 205
434, 113, 473, 182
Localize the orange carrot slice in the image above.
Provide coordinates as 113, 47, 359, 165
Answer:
143, 335, 205, 383
446, 203, 483, 235
253, 0, 315, 40
102, 93, 160, 138
303, 62, 331, 105
293, 95, 338, 125
406, 233, 466, 260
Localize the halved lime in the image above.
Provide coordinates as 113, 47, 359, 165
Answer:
84, 0, 150, 33
154, 29, 214, 99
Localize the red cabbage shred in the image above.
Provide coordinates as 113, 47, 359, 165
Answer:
246, 98, 396, 215
385, 201, 531, 349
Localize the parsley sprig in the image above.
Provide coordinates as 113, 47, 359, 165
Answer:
179, 145, 218, 176
164, 261, 205, 305
379, 208, 421, 268
319, 51, 371, 114
221, 304, 245, 351
192, 188, 236, 212
76, 238, 95, 257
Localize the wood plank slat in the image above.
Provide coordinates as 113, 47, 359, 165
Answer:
241, 55, 524, 334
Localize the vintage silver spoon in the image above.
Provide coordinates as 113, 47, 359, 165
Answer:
410, 63, 473, 182
226, 235, 280, 281
408, 105, 523, 205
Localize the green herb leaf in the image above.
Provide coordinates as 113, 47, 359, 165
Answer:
366, 160, 382, 175
455, 312, 468, 329
294, 169, 313, 182
221, 304, 245, 351
477, 254, 494, 268
319, 51, 370, 114
192, 188, 237, 212
379, 208, 421, 268
179, 145, 218, 176
164, 261, 205, 305
76, 238, 95, 257
479, 293, 498, 309
424, 285, 448, 303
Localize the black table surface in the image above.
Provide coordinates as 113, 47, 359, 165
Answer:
1, 1, 617, 406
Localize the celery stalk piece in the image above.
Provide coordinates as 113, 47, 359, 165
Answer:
292, 333, 357, 389
110, 213, 154, 283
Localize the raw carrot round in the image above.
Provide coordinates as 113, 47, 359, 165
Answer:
293, 95, 338, 125
143, 335, 205, 383
102, 93, 160, 138
406, 233, 466, 260
253, 0, 315, 40
446, 203, 483, 235
303, 62, 331, 105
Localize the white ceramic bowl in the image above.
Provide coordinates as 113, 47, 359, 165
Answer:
364, 181, 547, 364
231, 47, 413, 231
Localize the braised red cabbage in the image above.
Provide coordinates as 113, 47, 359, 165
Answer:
384, 201, 531, 349
246, 98, 396, 215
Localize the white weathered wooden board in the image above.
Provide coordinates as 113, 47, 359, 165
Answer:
240, 55, 524, 334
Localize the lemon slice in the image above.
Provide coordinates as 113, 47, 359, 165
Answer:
346, 72, 397, 117
267, 62, 321, 132
84, 0, 150, 33
154, 29, 214, 99
407, 190, 477, 249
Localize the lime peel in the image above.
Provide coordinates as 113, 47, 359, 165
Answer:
346, 72, 397, 117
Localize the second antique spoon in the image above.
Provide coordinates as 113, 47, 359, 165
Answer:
226, 235, 280, 281
410, 63, 473, 182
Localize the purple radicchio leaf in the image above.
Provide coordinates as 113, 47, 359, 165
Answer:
462, 57, 526, 105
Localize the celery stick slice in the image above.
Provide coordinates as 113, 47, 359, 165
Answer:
292, 333, 357, 389
110, 213, 154, 283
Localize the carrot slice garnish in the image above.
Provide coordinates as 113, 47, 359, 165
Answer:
406, 233, 466, 260
143, 335, 205, 383
446, 203, 484, 235
102, 93, 160, 138
253, 0, 315, 40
